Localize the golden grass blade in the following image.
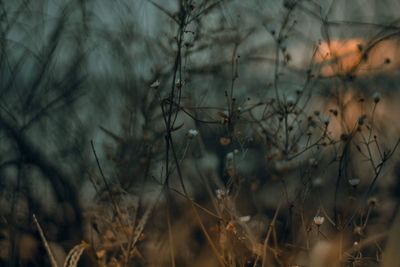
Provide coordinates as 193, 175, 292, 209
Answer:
63, 241, 89, 267
32, 214, 59, 267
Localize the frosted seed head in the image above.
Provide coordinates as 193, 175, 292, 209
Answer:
372, 92, 381, 103
313, 216, 325, 226
348, 178, 360, 187
187, 129, 199, 138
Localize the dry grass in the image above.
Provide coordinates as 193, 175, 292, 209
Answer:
0, 0, 400, 267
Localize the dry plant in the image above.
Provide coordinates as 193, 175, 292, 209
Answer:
1, 0, 400, 267
33, 214, 88, 267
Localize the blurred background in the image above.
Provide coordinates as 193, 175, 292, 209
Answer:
1, 0, 400, 266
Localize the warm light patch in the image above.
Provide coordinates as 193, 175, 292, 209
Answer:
315, 38, 400, 77
315, 39, 364, 77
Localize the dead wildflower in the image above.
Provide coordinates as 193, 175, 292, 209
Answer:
239, 216, 251, 222
322, 116, 330, 125
149, 80, 160, 88
353, 226, 364, 236
357, 115, 366, 126
226, 152, 234, 160
96, 249, 106, 259
216, 188, 229, 200
187, 128, 199, 138
313, 216, 325, 226
218, 111, 230, 124
367, 197, 377, 207
4, 2, 400, 267
329, 109, 338, 116
175, 79, 184, 89
219, 137, 231, 146
286, 95, 296, 106
348, 178, 360, 187
372, 92, 381, 103
225, 221, 237, 234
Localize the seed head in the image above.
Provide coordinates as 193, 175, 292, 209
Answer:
216, 189, 229, 200
322, 116, 330, 125
187, 129, 199, 138
150, 80, 160, 88
239, 215, 251, 222
353, 226, 363, 236
357, 116, 365, 126
367, 197, 377, 207
348, 178, 360, 187
372, 92, 381, 103
286, 95, 296, 106
313, 216, 325, 226
226, 152, 234, 160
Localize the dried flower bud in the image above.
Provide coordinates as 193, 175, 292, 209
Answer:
353, 226, 363, 236
367, 197, 377, 206
150, 80, 160, 88
313, 216, 325, 226
286, 95, 296, 106
226, 221, 237, 233
322, 116, 330, 125
175, 79, 185, 88
357, 116, 365, 126
220, 137, 231, 146
239, 215, 251, 222
372, 92, 381, 103
348, 178, 360, 187
187, 129, 199, 138
216, 189, 229, 200
226, 152, 234, 160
